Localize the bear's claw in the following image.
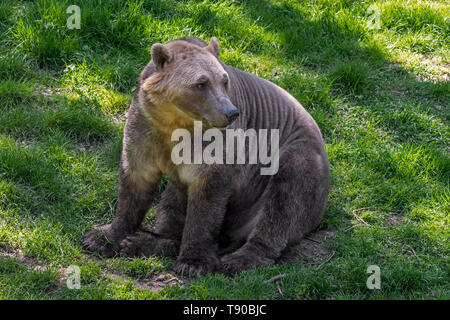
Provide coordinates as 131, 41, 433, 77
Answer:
83, 224, 118, 258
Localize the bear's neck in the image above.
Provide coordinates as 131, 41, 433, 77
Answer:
140, 102, 196, 136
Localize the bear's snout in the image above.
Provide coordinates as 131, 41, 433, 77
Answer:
222, 104, 240, 124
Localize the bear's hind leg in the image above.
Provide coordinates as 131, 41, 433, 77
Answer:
221, 148, 329, 275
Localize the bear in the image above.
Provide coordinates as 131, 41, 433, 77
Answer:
83, 37, 330, 276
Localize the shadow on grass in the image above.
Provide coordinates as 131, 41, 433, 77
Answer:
234, 0, 447, 110
193, 0, 449, 222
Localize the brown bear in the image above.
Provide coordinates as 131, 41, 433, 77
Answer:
83, 37, 330, 276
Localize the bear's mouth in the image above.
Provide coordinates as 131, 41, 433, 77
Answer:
171, 103, 231, 130
212, 126, 227, 130
204, 120, 229, 131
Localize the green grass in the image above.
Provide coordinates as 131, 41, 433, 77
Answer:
0, 0, 448, 300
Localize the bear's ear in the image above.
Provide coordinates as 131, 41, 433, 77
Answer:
206, 37, 220, 57
151, 43, 172, 70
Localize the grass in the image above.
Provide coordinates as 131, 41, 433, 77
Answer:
0, 0, 448, 300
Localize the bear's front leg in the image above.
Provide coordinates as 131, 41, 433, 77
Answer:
174, 172, 231, 276
83, 157, 161, 257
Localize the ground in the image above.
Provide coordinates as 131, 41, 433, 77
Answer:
0, 0, 448, 299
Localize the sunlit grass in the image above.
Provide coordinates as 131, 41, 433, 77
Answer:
0, 0, 448, 299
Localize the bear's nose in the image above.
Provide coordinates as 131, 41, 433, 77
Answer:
223, 105, 240, 123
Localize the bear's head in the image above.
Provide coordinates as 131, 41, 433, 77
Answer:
141, 37, 239, 130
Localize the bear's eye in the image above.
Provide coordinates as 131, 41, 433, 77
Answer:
194, 76, 209, 89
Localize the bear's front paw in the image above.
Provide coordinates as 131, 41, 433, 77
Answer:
83, 224, 120, 258
174, 255, 222, 277
120, 232, 180, 258
119, 231, 155, 257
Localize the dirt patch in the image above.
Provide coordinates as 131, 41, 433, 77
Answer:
104, 269, 182, 292
0, 243, 49, 272
277, 229, 336, 266
0, 243, 70, 292
0, 243, 183, 292
148, 273, 183, 292
83, 255, 184, 292
1, 230, 336, 293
